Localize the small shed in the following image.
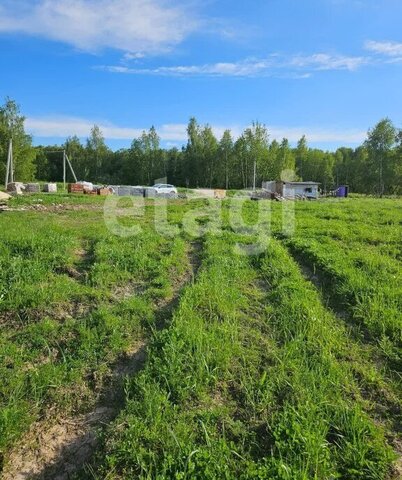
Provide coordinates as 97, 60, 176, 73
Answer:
262, 181, 320, 199
336, 185, 349, 198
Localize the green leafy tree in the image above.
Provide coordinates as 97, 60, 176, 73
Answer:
200, 125, 219, 187
365, 118, 397, 196
295, 135, 308, 180
0, 97, 36, 182
184, 117, 203, 187
63, 135, 86, 180
279, 138, 296, 180
235, 122, 269, 189
166, 147, 184, 185
86, 125, 109, 182
34, 147, 50, 180
218, 130, 234, 189
125, 127, 165, 185
392, 130, 402, 194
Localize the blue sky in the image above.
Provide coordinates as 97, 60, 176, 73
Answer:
0, 0, 401, 150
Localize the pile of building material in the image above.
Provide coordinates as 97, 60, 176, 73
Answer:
68, 183, 84, 194
214, 189, 226, 199
42, 183, 57, 193
97, 187, 113, 196
112, 186, 145, 197
0, 191, 11, 202
6, 182, 25, 195
79, 181, 94, 192
25, 183, 41, 193
144, 187, 157, 198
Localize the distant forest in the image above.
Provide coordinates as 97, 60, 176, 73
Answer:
1, 98, 401, 194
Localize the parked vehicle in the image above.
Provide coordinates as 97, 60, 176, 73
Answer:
152, 184, 178, 197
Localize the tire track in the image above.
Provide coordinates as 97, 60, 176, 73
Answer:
278, 242, 402, 479
1, 241, 203, 480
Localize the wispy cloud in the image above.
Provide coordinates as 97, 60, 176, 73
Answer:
289, 53, 368, 71
26, 116, 144, 140
268, 126, 366, 144
0, 0, 198, 54
365, 40, 402, 57
99, 58, 276, 77
25, 116, 243, 142
98, 51, 369, 78
25, 115, 366, 145
365, 40, 402, 63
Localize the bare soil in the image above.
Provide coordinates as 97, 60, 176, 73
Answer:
1, 242, 201, 480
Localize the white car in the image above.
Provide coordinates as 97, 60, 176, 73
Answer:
152, 184, 178, 197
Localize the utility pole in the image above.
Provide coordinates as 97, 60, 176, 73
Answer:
253, 159, 257, 191
65, 153, 78, 183
47, 149, 78, 188
63, 149, 66, 190
4, 138, 13, 188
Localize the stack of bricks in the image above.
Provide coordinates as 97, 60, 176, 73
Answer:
68, 183, 84, 194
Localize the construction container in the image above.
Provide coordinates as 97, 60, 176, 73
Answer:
42, 183, 57, 193
68, 183, 84, 194
336, 185, 349, 198
25, 183, 40, 193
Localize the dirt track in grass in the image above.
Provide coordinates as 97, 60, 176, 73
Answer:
1, 241, 202, 480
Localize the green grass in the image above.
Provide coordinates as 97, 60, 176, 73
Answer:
275, 198, 402, 366
0, 202, 190, 466
0, 195, 400, 479
88, 228, 396, 479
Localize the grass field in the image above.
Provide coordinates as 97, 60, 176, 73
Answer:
0, 194, 400, 479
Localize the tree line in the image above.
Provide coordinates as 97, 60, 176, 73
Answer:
1, 98, 401, 194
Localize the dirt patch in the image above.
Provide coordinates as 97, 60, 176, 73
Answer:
2, 407, 113, 480
388, 437, 402, 480
189, 240, 203, 276
112, 281, 147, 301
0, 203, 104, 214
54, 265, 82, 281
2, 242, 203, 479
1, 342, 146, 480
0, 301, 94, 331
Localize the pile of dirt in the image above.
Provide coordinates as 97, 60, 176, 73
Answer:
0, 191, 11, 201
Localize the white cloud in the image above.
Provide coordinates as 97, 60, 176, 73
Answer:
25, 116, 244, 142
268, 127, 366, 144
25, 116, 143, 140
0, 0, 198, 54
98, 58, 276, 77
25, 115, 366, 145
98, 51, 370, 78
365, 40, 402, 63
122, 52, 146, 61
365, 40, 402, 57
289, 53, 368, 71
25, 116, 190, 141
